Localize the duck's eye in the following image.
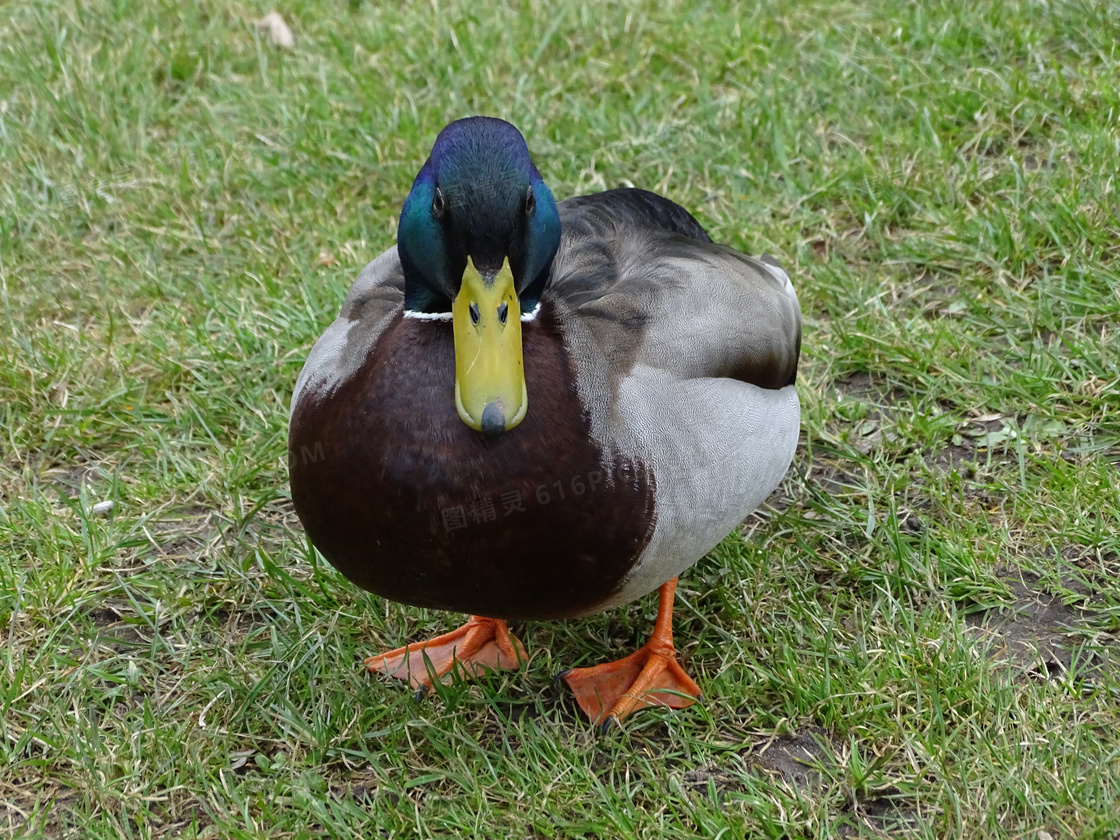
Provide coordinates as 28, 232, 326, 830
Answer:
498, 302, 509, 324
432, 186, 446, 218
469, 302, 480, 325
525, 186, 536, 217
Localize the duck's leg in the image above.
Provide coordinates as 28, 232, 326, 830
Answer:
561, 577, 701, 730
365, 616, 527, 691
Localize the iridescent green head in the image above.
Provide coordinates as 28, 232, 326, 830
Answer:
397, 118, 561, 436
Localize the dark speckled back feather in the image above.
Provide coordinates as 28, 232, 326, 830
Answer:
561, 188, 713, 244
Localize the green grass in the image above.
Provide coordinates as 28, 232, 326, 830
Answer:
2, 0, 1119, 836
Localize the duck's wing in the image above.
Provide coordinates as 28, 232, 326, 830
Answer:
290, 247, 404, 413
550, 188, 800, 391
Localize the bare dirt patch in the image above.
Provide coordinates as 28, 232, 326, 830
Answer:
144, 505, 223, 560
38, 461, 110, 496
967, 570, 1119, 683
830, 372, 909, 457
76, 602, 146, 650
751, 726, 836, 786
681, 727, 922, 835
679, 726, 836, 798
834, 372, 907, 407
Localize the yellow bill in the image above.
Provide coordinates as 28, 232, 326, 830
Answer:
453, 257, 527, 436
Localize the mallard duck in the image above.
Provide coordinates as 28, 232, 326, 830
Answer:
289, 117, 801, 729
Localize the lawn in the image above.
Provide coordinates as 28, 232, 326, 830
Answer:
1, 0, 1119, 837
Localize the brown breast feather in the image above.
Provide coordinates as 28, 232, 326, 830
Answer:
289, 304, 656, 621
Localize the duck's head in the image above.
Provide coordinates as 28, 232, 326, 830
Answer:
397, 117, 561, 437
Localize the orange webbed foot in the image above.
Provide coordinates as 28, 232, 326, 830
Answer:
365, 615, 527, 691
561, 578, 701, 730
